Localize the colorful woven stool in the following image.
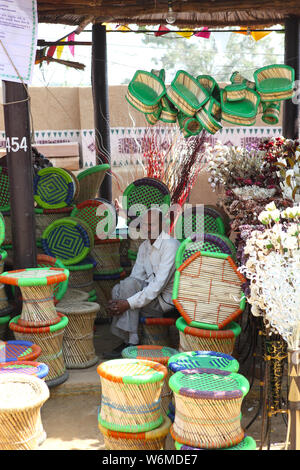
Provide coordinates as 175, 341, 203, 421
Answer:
139, 317, 177, 348
167, 70, 209, 117
9, 314, 69, 388
34, 206, 74, 241
71, 199, 117, 242
173, 251, 246, 329
97, 358, 167, 433
123, 177, 170, 222
174, 435, 256, 450
122, 345, 179, 413
0, 340, 41, 362
91, 238, 122, 273
168, 351, 239, 374
57, 288, 90, 305
67, 256, 96, 296
0, 361, 49, 379
37, 254, 69, 304
0, 315, 10, 340
42, 217, 94, 266
176, 317, 241, 355
0, 373, 49, 450
254, 64, 295, 101
76, 164, 110, 204
0, 267, 69, 327
34, 167, 77, 209
99, 415, 171, 450
0, 167, 10, 212
59, 301, 100, 369
169, 367, 249, 449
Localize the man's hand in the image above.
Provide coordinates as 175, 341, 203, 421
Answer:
107, 300, 130, 316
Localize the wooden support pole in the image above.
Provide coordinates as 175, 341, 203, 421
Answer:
91, 23, 112, 202
2, 81, 37, 269
283, 16, 300, 139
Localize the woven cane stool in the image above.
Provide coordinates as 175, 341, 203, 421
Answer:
139, 317, 177, 348
34, 206, 74, 241
34, 167, 78, 209
99, 414, 171, 450
97, 359, 167, 433
0, 373, 49, 450
57, 288, 90, 306
122, 345, 179, 413
76, 164, 110, 204
0, 268, 69, 328
71, 199, 117, 242
91, 238, 122, 273
174, 435, 256, 450
176, 317, 241, 355
59, 301, 100, 369
9, 314, 69, 388
173, 251, 245, 330
169, 367, 249, 449
0, 340, 41, 362
37, 254, 69, 304
67, 256, 96, 297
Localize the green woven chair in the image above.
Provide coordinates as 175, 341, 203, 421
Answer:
197, 75, 221, 101
174, 206, 226, 243
196, 97, 222, 135
220, 87, 260, 126
167, 70, 210, 117
254, 64, 295, 102
126, 70, 166, 114
177, 112, 203, 138
230, 71, 256, 90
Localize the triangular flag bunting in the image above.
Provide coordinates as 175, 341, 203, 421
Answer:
56, 38, 66, 60
194, 27, 211, 39
117, 25, 131, 32
176, 29, 193, 38
68, 32, 75, 56
47, 45, 57, 58
155, 25, 170, 37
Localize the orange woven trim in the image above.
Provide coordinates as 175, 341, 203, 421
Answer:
218, 309, 243, 330
226, 256, 246, 284
97, 366, 123, 382
37, 254, 57, 266
9, 322, 51, 334
184, 324, 235, 339
178, 252, 201, 273
137, 345, 164, 351
151, 362, 168, 379
106, 429, 146, 440
143, 318, 176, 326
136, 355, 169, 365
17, 344, 42, 361
0, 269, 24, 286
46, 271, 67, 285
173, 299, 191, 325
17, 315, 61, 328
170, 425, 245, 449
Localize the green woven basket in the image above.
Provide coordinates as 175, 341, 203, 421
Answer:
167, 70, 210, 117
254, 64, 295, 102
126, 70, 166, 114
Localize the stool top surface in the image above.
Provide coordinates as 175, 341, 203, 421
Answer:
168, 351, 239, 373
97, 358, 167, 384
0, 340, 42, 362
0, 361, 49, 379
0, 267, 69, 286
57, 301, 100, 315
34, 167, 76, 209
169, 367, 249, 399
122, 345, 178, 365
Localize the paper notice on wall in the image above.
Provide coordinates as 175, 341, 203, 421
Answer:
0, 0, 38, 84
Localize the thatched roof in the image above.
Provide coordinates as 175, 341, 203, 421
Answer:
37, 0, 300, 27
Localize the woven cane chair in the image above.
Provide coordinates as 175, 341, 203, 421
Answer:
254, 64, 295, 102
173, 251, 246, 330
126, 70, 166, 115
220, 87, 260, 126
174, 206, 226, 242
196, 96, 222, 135
76, 164, 110, 204
167, 70, 210, 117
123, 177, 171, 222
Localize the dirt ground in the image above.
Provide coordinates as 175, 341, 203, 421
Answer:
38, 322, 289, 451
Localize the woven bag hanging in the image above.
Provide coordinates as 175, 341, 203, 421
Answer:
169, 367, 249, 449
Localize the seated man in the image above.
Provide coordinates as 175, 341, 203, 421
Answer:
106, 208, 180, 358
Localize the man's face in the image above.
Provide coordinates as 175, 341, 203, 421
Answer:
141, 210, 162, 242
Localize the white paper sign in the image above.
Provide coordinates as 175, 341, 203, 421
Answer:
0, 0, 38, 84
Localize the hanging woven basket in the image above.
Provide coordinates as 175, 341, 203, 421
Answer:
126, 70, 166, 114
254, 64, 295, 101
176, 317, 241, 355
169, 367, 249, 449
220, 88, 260, 126
173, 251, 246, 329
261, 101, 281, 125
177, 112, 203, 138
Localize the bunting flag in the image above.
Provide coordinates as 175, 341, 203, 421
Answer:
56, 38, 66, 60
194, 27, 211, 39
155, 25, 170, 37
68, 32, 75, 56
117, 24, 131, 32
234, 27, 271, 41
47, 45, 57, 58
176, 29, 193, 38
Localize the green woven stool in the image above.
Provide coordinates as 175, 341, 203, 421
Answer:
176, 317, 241, 355
169, 367, 249, 449
168, 350, 239, 374
34, 167, 77, 209
174, 206, 225, 242
97, 358, 167, 433
42, 217, 94, 266
167, 70, 210, 117
126, 70, 166, 115
174, 435, 256, 450
76, 164, 110, 204
254, 64, 295, 101
173, 251, 246, 329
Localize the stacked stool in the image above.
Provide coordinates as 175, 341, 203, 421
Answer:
97, 358, 171, 450
139, 316, 178, 349
121, 345, 178, 413
1, 267, 69, 387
